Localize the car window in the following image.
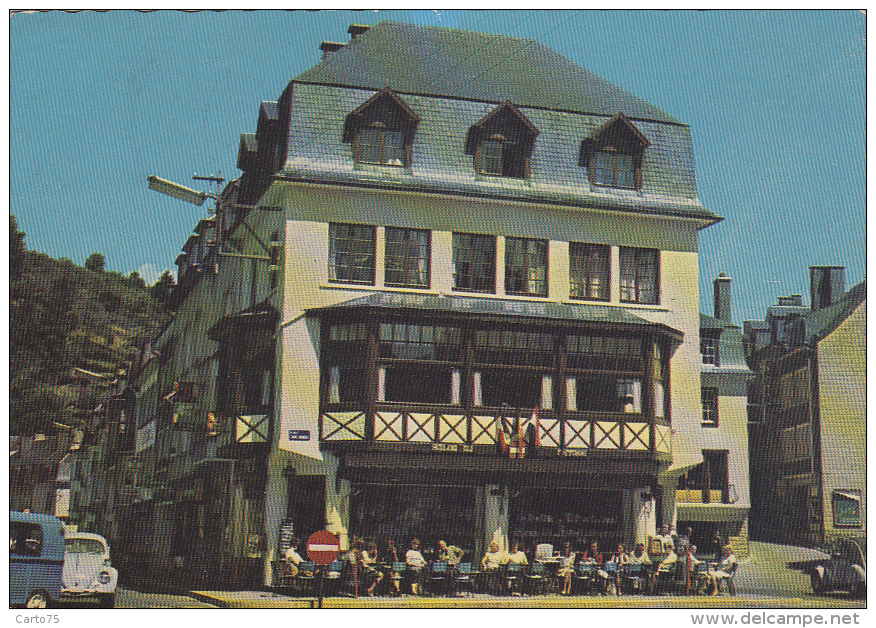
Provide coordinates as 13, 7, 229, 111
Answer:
65, 538, 105, 555
10, 522, 43, 557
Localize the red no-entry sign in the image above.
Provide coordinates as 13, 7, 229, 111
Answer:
307, 530, 341, 566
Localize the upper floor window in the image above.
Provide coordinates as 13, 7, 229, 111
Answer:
343, 88, 419, 168
570, 243, 609, 301
591, 149, 636, 188
358, 124, 405, 166
385, 227, 430, 288
701, 332, 720, 365
505, 237, 547, 297
465, 101, 538, 180
619, 247, 658, 304
329, 223, 375, 284
702, 387, 719, 427
580, 113, 649, 190
453, 232, 496, 293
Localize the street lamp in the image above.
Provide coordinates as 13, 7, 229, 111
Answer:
147, 175, 211, 206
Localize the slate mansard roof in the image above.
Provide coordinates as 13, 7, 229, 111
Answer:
295, 21, 681, 125
262, 21, 717, 223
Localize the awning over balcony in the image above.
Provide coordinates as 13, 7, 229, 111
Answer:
307, 292, 683, 339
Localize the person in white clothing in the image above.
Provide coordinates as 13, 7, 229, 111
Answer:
405, 538, 426, 594
284, 537, 303, 577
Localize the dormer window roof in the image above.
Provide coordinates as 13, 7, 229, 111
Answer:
465, 101, 538, 179
580, 113, 649, 190
343, 87, 420, 168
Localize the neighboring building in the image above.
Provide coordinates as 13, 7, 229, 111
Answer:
676, 273, 752, 554
9, 433, 72, 515
746, 267, 865, 546
120, 21, 730, 587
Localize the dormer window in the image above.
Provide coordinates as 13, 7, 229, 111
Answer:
343, 88, 419, 168
358, 123, 405, 166
466, 101, 538, 179
581, 113, 649, 190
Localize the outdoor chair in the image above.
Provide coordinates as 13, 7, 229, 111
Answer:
324, 559, 345, 595
504, 562, 523, 595
715, 562, 739, 596
454, 562, 475, 597
621, 563, 646, 594
296, 561, 317, 596
390, 561, 407, 595
524, 561, 546, 596
271, 559, 296, 592
574, 561, 596, 595
429, 561, 449, 596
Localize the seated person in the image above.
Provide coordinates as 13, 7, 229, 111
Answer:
361, 542, 384, 596
405, 538, 427, 594
481, 541, 507, 595
707, 545, 738, 595
557, 542, 577, 595
607, 543, 630, 595
284, 537, 303, 577
654, 525, 674, 554
507, 541, 528, 566
437, 539, 464, 566
505, 540, 528, 595
582, 541, 608, 592
628, 542, 653, 592
685, 544, 706, 594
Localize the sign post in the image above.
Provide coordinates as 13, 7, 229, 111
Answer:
307, 531, 341, 608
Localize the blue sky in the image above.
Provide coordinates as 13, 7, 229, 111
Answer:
9, 9, 865, 325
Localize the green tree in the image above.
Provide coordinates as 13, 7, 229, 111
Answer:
149, 270, 176, 306
128, 271, 146, 289
85, 252, 106, 273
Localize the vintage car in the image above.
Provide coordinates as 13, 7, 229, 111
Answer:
61, 532, 119, 608
10, 511, 65, 608
809, 537, 866, 598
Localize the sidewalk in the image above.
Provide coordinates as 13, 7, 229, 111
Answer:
188, 590, 865, 609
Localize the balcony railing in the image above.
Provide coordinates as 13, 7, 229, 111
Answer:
320, 404, 671, 456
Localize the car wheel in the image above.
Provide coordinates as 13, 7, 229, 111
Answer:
810, 572, 824, 595
99, 594, 116, 608
850, 582, 865, 599
25, 590, 50, 608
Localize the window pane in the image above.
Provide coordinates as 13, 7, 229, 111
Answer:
329, 223, 375, 283
386, 227, 430, 287
358, 128, 382, 164
384, 365, 452, 404
385, 131, 405, 166
481, 140, 504, 175
619, 247, 658, 304
479, 370, 542, 408
506, 237, 547, 296
453, 233, 496, 292
570, 243, 609, 300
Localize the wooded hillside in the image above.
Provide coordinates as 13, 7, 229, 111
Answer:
10, 215, 174, 435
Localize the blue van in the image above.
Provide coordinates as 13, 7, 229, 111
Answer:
10, 511, 65, 608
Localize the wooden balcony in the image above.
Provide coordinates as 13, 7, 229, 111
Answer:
319, 404, 671, 458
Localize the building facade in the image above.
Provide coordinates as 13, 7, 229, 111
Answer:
120, 21, 733, 586
676, 274, 752, 554
746, 267, 865, 546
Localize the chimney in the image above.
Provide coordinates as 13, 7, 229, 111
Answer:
714, 272, 731, 322
319, 41, 346, 59
348, 24, 371, 39
810, 266, 845, 310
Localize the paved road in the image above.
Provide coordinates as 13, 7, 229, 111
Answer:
54, 588, 216, 609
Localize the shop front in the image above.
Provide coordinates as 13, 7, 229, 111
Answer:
310, 294, 679, 557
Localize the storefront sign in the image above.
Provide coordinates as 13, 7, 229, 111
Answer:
432, 443, 473, 453
557, 448, 587, 457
